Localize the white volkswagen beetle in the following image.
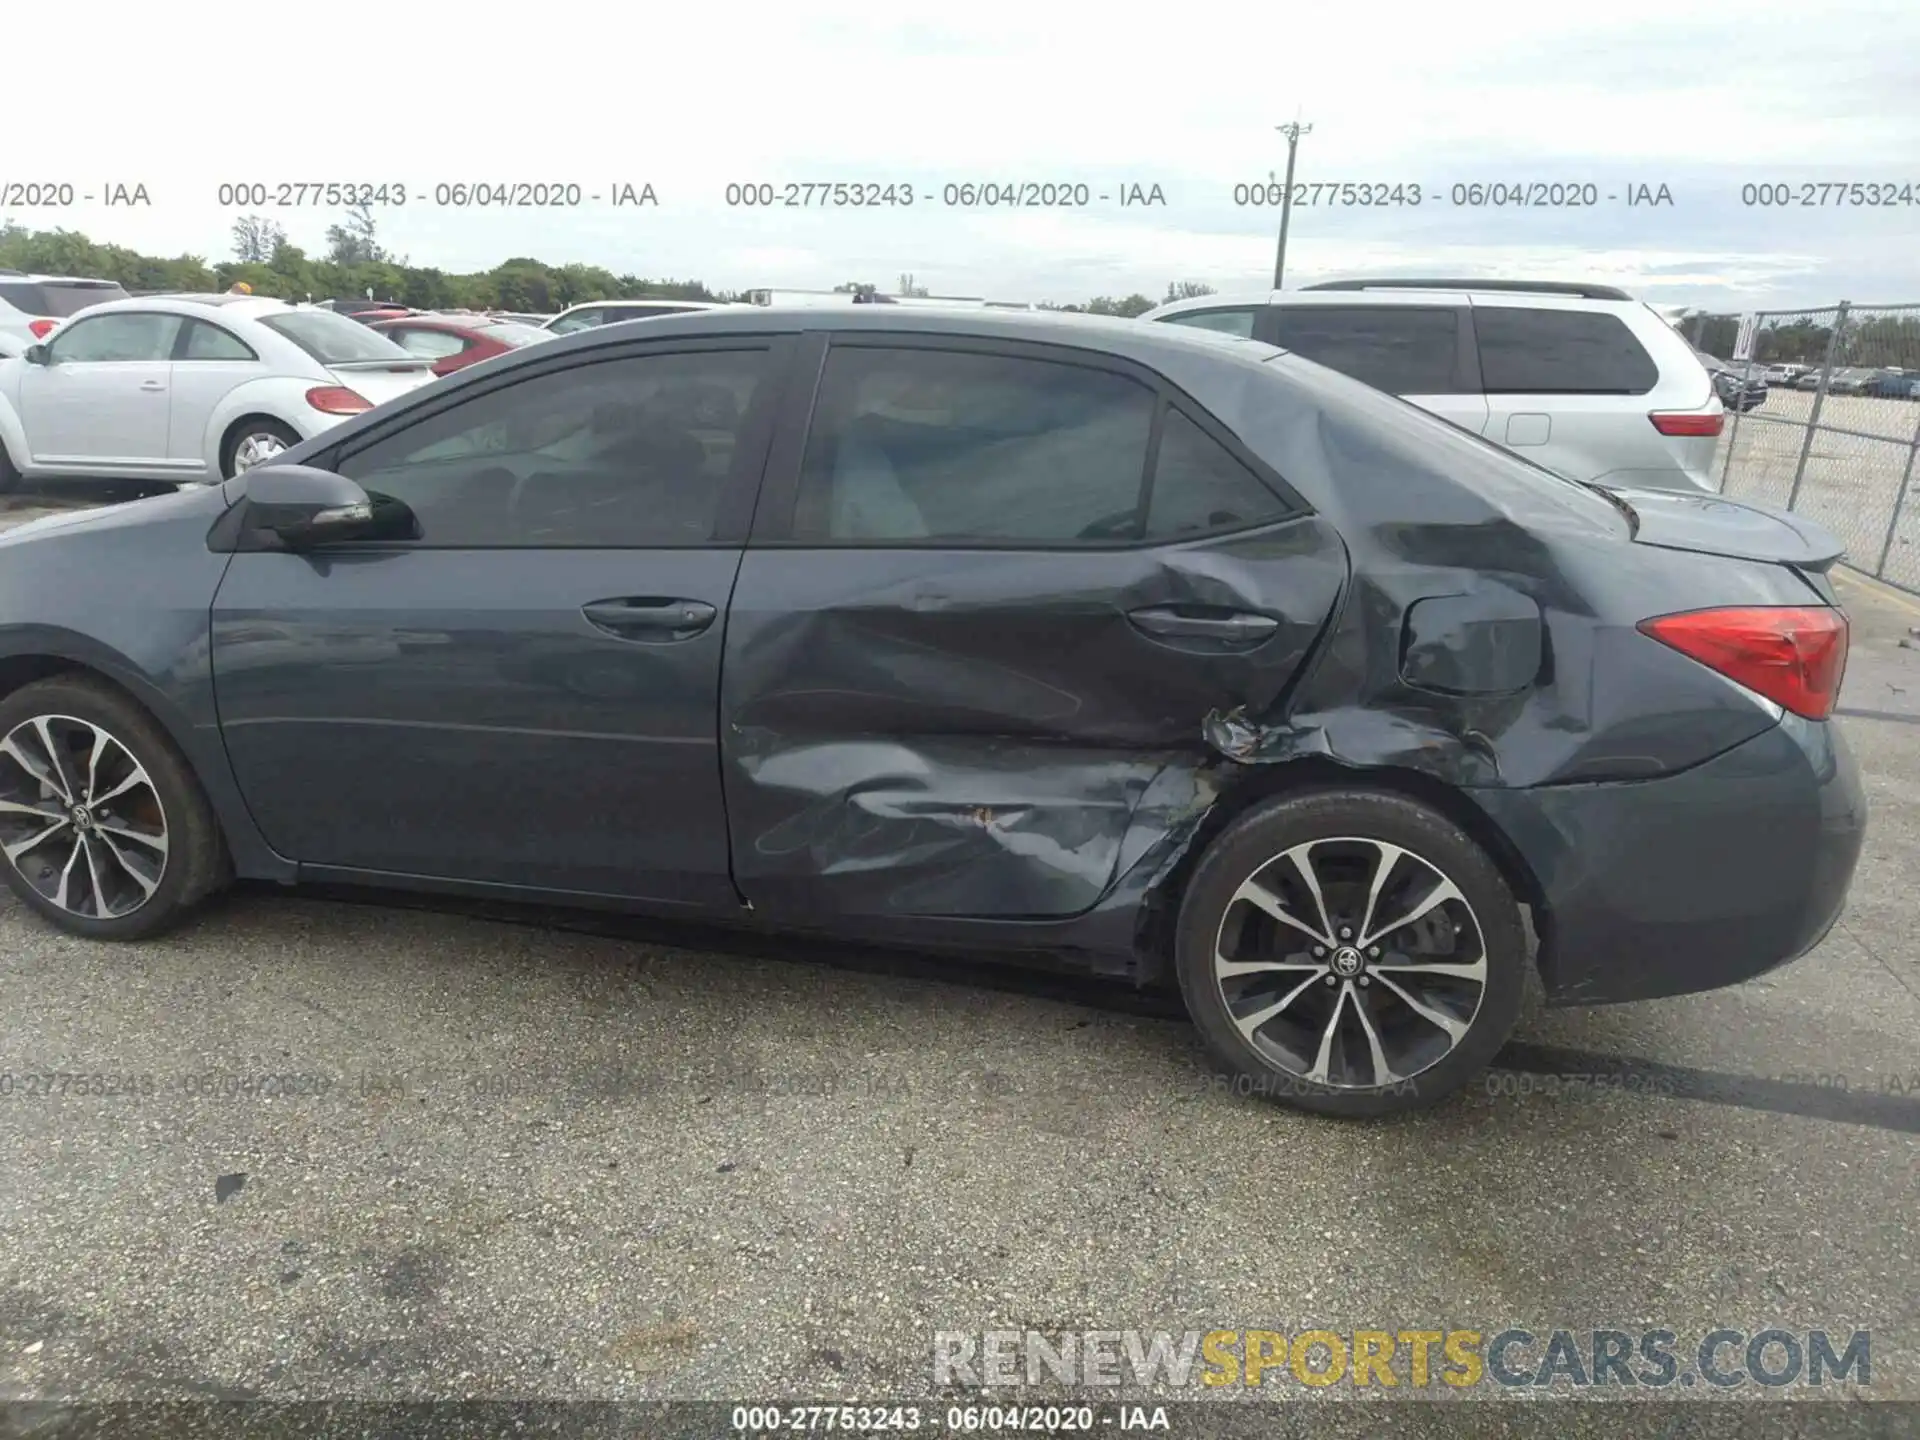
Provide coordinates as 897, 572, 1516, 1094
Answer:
0, 293, 438, 492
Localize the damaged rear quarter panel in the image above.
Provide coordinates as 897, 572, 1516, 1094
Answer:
1198, 355, 1794, 789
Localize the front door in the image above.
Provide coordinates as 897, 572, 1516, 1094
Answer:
17, 311, 182, 467
719, 335, 1348, 924
211, 337, 791, 906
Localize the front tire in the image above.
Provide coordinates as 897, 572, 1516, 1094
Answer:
222, 418, 300, 479
0, 438, 21, 496
0, 677, 229, 940
1175, 788, 1526, 1118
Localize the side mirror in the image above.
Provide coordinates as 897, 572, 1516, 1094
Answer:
243, 463, 416, 549
22, 344, 50, 366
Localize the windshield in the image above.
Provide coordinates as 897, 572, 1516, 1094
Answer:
546, 310, 602, 334
479, 322, 549, 346
259, 310, 417, 365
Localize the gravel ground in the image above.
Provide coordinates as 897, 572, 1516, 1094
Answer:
0, 492, 1915, 1434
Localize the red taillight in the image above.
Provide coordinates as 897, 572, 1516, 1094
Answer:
27, 318, 57, 339
1638, 606, 1848, 720
1649, 411, 1725, 437
305, 385, 371, 415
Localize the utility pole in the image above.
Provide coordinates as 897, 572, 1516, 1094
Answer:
1272, 118, 1313, 290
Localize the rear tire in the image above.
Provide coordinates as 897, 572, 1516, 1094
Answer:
0, 438, 21, 496
221, 418, 300, 480
0, 677, 229, 940
1175, 788, 1526, 1118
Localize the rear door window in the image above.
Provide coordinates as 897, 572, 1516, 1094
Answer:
791, 345, 1155, 544
1473, 307, 1659, 395
1143, 409, 1289, 540
1270, 306, 1465, 394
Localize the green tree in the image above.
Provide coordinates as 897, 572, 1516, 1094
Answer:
323, 202, 386, 266
230, 215, 287, 264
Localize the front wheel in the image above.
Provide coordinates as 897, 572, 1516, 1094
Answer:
222, 419, 300, 479
1175, 789, 1527, 1118
0, 677, 229, 940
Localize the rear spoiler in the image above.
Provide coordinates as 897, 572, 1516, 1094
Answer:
326, 358, 435, 372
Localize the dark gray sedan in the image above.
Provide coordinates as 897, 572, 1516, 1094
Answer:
0, 307, 1867, 1116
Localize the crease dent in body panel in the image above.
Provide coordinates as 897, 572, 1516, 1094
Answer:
731, 729, 1186, 916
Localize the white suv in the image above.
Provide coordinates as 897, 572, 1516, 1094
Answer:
1141, 279, 1724, 492
0, 271, 131, 352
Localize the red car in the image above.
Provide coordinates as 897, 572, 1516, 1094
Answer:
365, 314, 551, 376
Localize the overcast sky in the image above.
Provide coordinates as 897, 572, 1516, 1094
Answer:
12, 0, 1920, 310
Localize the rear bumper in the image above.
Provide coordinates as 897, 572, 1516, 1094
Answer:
1469, 714, 1867, 1007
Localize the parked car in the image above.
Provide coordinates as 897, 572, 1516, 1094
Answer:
1795, 370, 1828, 392
0, 307, 1865, 1117
0, 271, 131, 351
1696, 351, 1768, 412
366, 314, 552, 376
543, 299, 731, 335
0, 293, 437, 491
1142, 279, 1727, 491
1825, 368, 1878, 396
1865, 368, 1918, 399
317, 298, 407, 316
1764, 363, 1810, 387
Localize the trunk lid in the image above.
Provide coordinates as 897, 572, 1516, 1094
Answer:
1610, 486, 1847, 571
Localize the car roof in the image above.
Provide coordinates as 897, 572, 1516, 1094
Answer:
499, 302, 1283, 369
368, 314, 482, 330
565, 299, 726, 311
58, 294, 304, 322
0, 271, 127, 286
1142, 284, 1647, 321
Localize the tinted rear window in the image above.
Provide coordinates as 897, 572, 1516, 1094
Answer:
1271, 306, 1462, 394
1474, 307, 1658, 395
259, 310, 415, 365
0, 280, 130, 317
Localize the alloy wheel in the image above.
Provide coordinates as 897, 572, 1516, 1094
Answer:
232, 432, 288, 472
1211, 836, 1488, 1089
0, 714, 170, 920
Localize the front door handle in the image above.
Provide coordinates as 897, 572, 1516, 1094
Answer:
582, 597, 717, 642
1127, 605, 1280, 646
139, 381, 166, 392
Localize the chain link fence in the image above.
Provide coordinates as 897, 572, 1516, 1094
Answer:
1707, 301, 1920, 595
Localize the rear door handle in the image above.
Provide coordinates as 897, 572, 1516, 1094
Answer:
582, 597, 717, 642
1127, 605, 1280, 646
139, 381, 166, 392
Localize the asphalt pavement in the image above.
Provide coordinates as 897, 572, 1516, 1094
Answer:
0, 491, 1916, 1429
